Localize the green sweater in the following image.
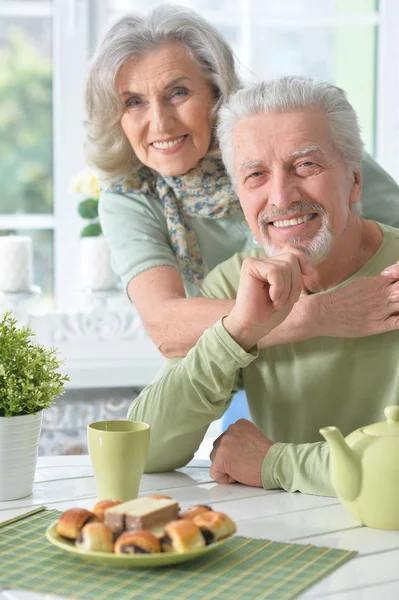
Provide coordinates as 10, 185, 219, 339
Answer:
128, 223, 399, 496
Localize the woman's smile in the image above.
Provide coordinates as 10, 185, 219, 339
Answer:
151, 135, 188, 152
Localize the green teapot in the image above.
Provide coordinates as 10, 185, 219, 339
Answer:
320, 405, 399, 530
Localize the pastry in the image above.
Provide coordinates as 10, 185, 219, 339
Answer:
193, 511, 236, 544
147, 494, 173, 500
179, 504, 213, 520
114, 530, 161, 554
160, 519, 205, 553
56, 508, 98, 540
92, 499, 122, 522
105, 496, 179, 535
75, 522, 114, 553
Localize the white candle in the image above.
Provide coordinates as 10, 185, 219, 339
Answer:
80, 235, 119, 291
0, 236, 33, 293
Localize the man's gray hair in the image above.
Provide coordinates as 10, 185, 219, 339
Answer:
217, 76, 365, 188
85, 4, 240, 179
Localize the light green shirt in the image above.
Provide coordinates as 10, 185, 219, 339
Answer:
100, 154, 399, 297
127, 222, 399, 497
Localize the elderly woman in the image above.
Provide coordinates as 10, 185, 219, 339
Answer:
85, 5, 399, 359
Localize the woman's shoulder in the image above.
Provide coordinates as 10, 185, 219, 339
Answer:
100, 166, 156, 196
99, 166, 166, 216
99, 167, 168, 224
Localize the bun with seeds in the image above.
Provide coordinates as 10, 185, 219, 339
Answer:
160, 519, 205, 553
146, 494, 173, 500
114, 530, 161, 554
56, 508, 98, 540
75, 522, 114, 552
92, 499, 122, 522
179, 504, 212, 520
193, 511, 236, 544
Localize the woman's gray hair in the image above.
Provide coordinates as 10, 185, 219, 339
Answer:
217, 76, 365, 189
85, 4, 240, 179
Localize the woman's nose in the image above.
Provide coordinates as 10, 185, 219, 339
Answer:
150, 103, 175, 133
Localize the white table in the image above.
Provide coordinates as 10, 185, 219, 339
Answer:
1, 456, 399, 600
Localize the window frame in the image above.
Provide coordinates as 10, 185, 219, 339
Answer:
52, 0, 90, 310
1, 0, 399, 312
375, 0, 399, 180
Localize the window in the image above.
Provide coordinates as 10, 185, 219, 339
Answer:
0, 0, 54, 308
1, 0, 399, 311
105, 0, 399, 173
0, 0, 89, 311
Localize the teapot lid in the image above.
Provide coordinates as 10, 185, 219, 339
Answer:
362, 406, 399, 437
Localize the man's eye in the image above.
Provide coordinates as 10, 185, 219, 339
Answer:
301, 161, 314, 167
244, 171, 265, 186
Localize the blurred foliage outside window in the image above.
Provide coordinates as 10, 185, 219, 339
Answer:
0, 27, 53, 215
0, 19, 54, 303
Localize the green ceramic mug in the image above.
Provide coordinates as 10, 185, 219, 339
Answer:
87, 420, 150, 502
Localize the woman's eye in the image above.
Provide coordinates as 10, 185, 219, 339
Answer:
126, 98, 142, 108
171, 87, 189, 99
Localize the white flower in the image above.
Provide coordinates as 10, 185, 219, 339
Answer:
69, 169, 100, 199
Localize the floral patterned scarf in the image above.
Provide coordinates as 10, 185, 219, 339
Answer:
102, 157, 241, 284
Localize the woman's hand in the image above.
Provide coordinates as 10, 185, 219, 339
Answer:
318, 262, 399, 337
258, 261, 399, 347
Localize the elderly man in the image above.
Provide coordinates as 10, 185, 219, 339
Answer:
128, 77, 399, 496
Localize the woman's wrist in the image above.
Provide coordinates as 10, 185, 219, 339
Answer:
257, 294, 323, 348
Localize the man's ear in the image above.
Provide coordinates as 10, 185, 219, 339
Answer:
349, 169, 362, 206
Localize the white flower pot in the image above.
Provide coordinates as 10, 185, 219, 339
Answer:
0, 411, 42, 501
80, 236, 119, 291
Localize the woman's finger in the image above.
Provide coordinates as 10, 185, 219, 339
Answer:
382, 261, 399, 279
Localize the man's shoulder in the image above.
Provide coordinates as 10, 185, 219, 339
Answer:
379, 222, 399, 238
199, 247, 265, 300
377, 221, 399, 249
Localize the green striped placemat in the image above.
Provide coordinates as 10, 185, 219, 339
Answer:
0, 508, 356, 600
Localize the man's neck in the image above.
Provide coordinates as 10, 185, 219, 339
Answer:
301, 216, 383, 294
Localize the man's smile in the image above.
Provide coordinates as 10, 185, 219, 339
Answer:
270, 214, 316, 228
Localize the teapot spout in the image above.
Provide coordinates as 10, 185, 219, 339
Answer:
320, 426, 361, 502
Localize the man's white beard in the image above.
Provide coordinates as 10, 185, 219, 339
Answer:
258, 201, 334, 265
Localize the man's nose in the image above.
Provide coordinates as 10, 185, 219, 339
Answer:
269, 172, 301, 208
150, 102, 175, 133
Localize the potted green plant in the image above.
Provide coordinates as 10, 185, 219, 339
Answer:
0, 311, 69, 501
69, 168, 102, 238
69, 169, 119, 291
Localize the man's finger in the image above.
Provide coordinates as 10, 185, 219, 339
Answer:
287, 256, 303, 304
210, 461, 236, 484
210, 440, 222, 461
266, 265, 286, 303
281, 247, 313, 275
